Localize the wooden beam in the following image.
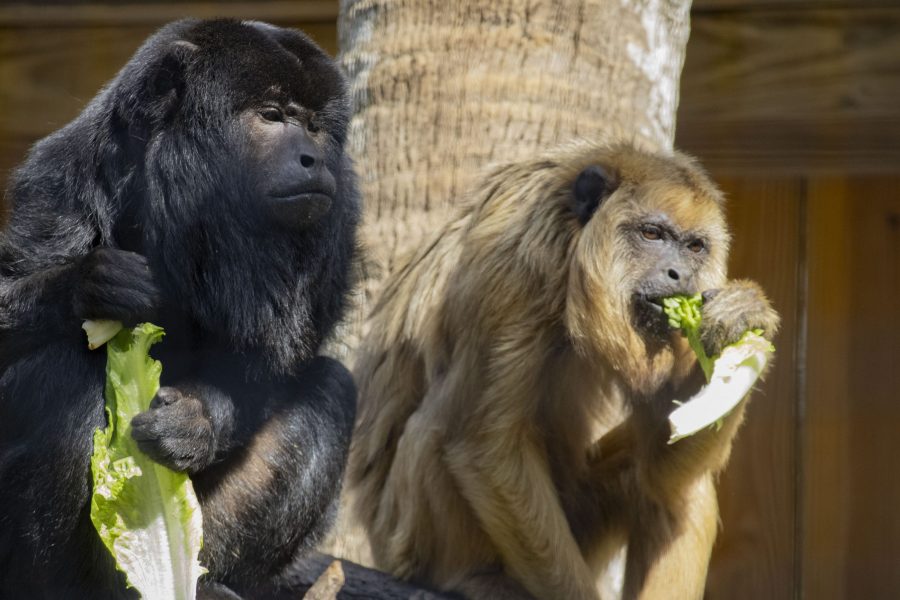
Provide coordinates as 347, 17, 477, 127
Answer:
677, 7, 900, 173
693, 1, 900, 11
676, 117, 900, 175
0, 1, 339, 27
802, 177, 900, 599
269, 552, 456, 599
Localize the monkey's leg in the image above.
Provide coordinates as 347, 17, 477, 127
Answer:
443, 343, 603, 600
190, 357, 356, 589
446, 433, 602, 600
620, 379, 749, 600
621, 474, 718, 600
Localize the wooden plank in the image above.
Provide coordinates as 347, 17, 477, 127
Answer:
803, 176, 900, 599
800, 178, 853, 600
682, 8, 900, 122
0, 1, 339, 26
693, 1, 900, 10
676, 118, 900, 176
704, 177, 802, 600
842, 178, 900, 599
677, 8, 900, 173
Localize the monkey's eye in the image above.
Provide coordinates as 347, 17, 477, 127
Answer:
259, 106, 284, 122
640, 225, 662, 241
687, 239, 706, 253
307, 118, 320, 134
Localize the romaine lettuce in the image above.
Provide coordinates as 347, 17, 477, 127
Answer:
87, 322, 205, 600
663, 295, 775, 444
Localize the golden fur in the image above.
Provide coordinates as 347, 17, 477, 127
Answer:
348, 141, 779, 599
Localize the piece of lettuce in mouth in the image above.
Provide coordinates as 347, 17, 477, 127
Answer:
86, 321, 205, 600
662, 295, 775, 444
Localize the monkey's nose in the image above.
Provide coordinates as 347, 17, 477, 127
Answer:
666, 268, 680, 281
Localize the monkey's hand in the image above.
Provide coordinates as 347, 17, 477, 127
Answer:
131, 386, 218, 474
699, 280, 779, 358
73, 248, 161, 326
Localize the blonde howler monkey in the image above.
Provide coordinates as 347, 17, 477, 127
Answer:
347, 142, 779, 600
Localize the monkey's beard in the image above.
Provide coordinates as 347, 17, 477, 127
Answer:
142, 137, 353, 378
566, 244, 702, 397
567, 299, 677, 398
622, 294, 700, 396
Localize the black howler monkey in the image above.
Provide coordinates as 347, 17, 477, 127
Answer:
0, 19, 358, 599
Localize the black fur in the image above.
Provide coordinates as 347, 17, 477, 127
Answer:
571, 164, 616, 224
0, 19, 358, 599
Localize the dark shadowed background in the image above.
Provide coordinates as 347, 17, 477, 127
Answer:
1, 1, 898, 598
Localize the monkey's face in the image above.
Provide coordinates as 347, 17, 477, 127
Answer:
564, 149, 729, 393
624, 185, 729, 340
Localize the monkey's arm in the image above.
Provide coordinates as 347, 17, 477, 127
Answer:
0, 207, 159, 364
698, 280, 779, 359
447, 437, 601, 600
582, 280, 779, 599
584, 378, 741, 600
0, 265, 80, 339
606, 279, 780, 492
445, 345, 601, 600
140, 357, 356, 586
0, 214, 92, 356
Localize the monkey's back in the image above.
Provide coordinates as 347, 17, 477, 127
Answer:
348, 206, 503, 582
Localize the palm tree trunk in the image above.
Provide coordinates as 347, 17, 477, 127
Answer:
338, 0, 692, 344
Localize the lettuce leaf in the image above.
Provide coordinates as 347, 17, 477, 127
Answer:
663, 295, 775, 444
83, 319, 124, 350
88, 323, 205, 600
662, 294, 714, 381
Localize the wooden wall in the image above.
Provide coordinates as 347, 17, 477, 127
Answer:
681, 2, 900, 598
1, 2, 898, 598
0, 2, 339, 186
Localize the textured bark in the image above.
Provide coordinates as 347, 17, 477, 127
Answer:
338, 0, 692, 333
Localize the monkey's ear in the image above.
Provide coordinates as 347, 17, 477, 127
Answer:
571, 165, 617, 224
149, 40, 198, 99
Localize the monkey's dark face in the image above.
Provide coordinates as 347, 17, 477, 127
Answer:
128, 19, 350, 234
244, 103, 338, 229
615, 191, 728, 344
109, 19, 358, 370
628, 212, 716, 339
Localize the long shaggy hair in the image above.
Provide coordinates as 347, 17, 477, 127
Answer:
346, 141, 771, 600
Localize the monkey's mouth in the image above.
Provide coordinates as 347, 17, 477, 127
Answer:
267, 191, 333, 228
632, 294, 670, 339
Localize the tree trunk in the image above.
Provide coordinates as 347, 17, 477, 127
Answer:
338, 0, 692, 347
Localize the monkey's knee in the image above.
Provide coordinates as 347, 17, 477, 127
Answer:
299, 356, 357, 434
456, 571, 538, 600
625, 477, 718, 600
197, 581, 243, 600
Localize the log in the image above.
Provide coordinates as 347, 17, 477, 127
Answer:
258, 552, 460, 600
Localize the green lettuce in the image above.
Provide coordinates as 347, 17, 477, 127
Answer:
88, 322, 205, 600
662, 294, 714, 381
82, 319, 125, 350
663, 295, 775, 444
